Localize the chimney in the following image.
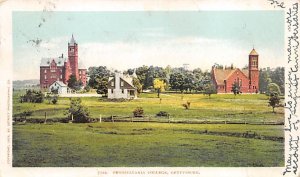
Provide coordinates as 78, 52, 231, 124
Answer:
61, 53, 63, 58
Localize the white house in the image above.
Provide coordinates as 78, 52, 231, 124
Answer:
107, 72, 137, 99
49, 81, 70, 94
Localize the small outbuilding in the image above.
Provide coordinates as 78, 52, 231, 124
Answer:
49, 81, 70, 94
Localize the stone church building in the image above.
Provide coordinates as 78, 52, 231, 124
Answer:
40, 35, 87, 89
211, 48, 259, 93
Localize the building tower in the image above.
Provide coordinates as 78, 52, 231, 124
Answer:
248, 48, 259, 93
68, 34, 79, 80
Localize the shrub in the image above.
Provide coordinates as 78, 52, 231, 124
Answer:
268, 92, 280, 113
133, 107, 144, 117
84, 85, 91, 92
156, 111, 169, 117
67, 98, 90, 123
20, 90, 44, 103
182, 101, 191, 109
52, 96, 58, 104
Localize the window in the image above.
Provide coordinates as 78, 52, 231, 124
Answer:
111, 89, 113, 93
60, 75, 62, 79
111, 81, 114, 87
45, 75, 47, 79
122, 89, 124, 93
51, 69, 56, 72
121, 81, 124, 87
44, 70, 47, 73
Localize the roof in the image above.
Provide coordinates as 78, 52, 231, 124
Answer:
40, 57, 67, 67
50, 81, 67, 87
69, 34, 76, 46
108, 72, 135, 88
249, 49, 258, 55
213, 68, 249, 85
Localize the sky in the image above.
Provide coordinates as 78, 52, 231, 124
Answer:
13, 11, 284, 80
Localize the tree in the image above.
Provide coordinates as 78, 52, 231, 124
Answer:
183, 73, 195, 92
267, 83, 281, 96
95, 77, 108, 96
268, 92, 280, 113
67, 98, 90, 123
270, 67, 284, 94
87, 66, 111, 88
133, 77, 142, 94
135, 65, 149, 90
67, 75, 82, 91
87, 66, 111, 96
203, 83, 217, 99
231, 82, 241, 97
153, 79, 166, 98
169, 72, 184, 92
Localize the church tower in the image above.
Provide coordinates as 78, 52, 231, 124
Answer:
248, 48, 259, 93
68, 34, 79, 80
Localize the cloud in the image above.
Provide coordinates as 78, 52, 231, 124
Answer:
79, 37, 284, 72
14, 36, 284, 80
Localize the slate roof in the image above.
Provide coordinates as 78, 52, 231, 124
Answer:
69, 34, 76, 45
213, 68, 249, 85
108, 73, 135, 89
40, 57, 67, 67
249, 49, 258, 55
50, 81, 68, 87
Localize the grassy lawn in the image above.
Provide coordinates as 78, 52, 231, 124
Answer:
13, 92, 284, 123
13, 122, 284, 167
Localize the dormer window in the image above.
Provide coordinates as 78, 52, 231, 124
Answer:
121, 81, 124, 87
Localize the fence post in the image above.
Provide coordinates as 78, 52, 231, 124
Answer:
99, 114, 102, 123
71, 114, 74, 122
168, 114, 170, 123
112, 115, 114, 123
44, 112, 47, 124
131, 115, 133, 122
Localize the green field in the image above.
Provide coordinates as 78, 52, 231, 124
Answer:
13, 122, 284, 167
13, 92, 284, 123
13, 92, 285, 167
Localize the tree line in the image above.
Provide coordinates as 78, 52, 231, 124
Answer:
86, 65, 284, 96
87, 65, 213, 95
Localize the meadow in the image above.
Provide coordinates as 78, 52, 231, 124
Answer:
12, 91, 285, 167
13, 91, 284, 124
13, 122, 284, 167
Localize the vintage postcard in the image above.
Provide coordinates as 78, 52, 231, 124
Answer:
0, 0, 299, 177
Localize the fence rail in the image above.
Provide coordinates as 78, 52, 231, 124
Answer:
13, 114, 284, 125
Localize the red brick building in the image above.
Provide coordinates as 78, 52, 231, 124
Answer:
211, 48, 259, 93
40, 35, 87, 89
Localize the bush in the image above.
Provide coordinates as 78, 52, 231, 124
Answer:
84, 85, 91, 92
156, 111, 169, 117
52, 96, 58, 104
20, 90, 44, 103
133, 107, 144, 117
182, 101, 191, 109
67, 98, 90, 123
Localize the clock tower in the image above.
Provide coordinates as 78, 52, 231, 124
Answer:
68, 34, 79, 80
248, 48, 259, 93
